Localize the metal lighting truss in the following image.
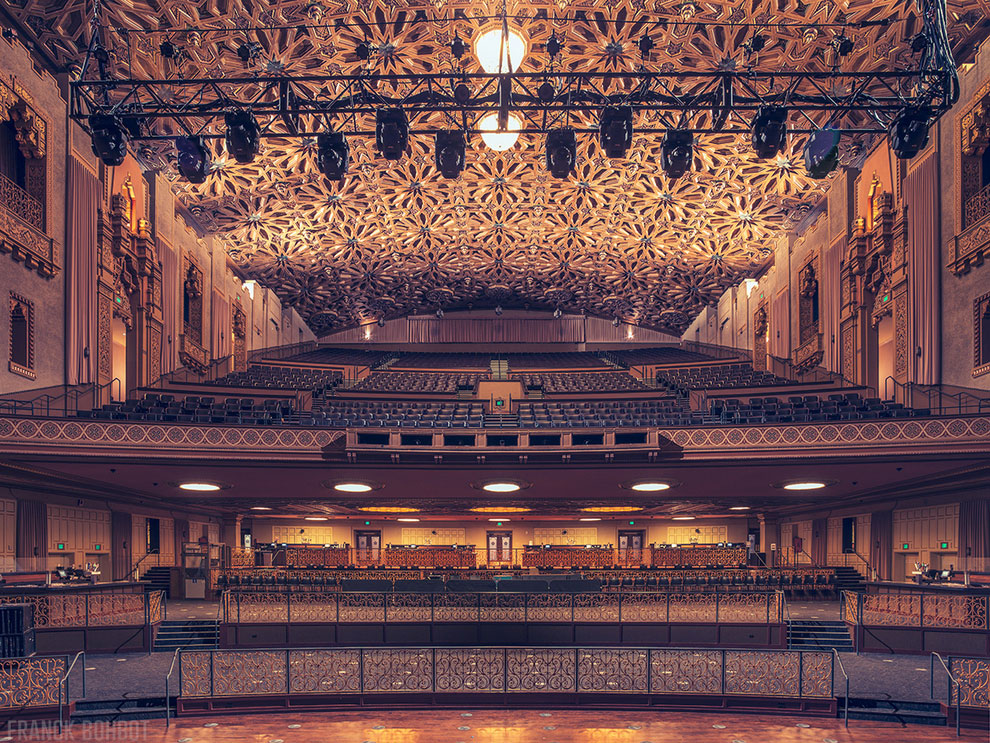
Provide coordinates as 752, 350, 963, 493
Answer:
69, 0, 957, 141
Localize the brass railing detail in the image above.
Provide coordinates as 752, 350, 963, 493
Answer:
0, 172, 42, 229
0, 590, 164, 628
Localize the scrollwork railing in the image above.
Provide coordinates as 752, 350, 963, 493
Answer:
964, 182, 990, 228
0, 655, 66, 709
0, 172, 42, 230
948, 656, 990, 708
843, 591, 989, 630
177, 646, 833, 702
0, 590, 164, 629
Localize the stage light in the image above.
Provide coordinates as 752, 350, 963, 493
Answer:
450, 34, 466, 59
599, 106, 633, 159
224, 110, 261, 163
317, 131, 349, 181
474, 26, 526, 74
660, 130, 693, 179
745, 33, 766, 54
612, 316, 620, 327
88, 115, 129, 167
236, 42, 261, 64
435, 130, 466, 179
376, 108, 409, 160
478, 111, 521, 151
909, 32, 929, 54
545, 128, 576, 178
638, 34, 654, 58
833, 34, 854, 57
553, 308, 563, 319
494, 305, 503, 316
176, 135, 209, 184
752, 105, 787, 159
160, 40, 178, 59
355, 40, 371, 60
538, 81, 556, 102
546, 33, 562, 59
889, 107, 930, 160
453, 83, 472, 105
377, 317, 386, 327
803, 128, 841, 178
436, 308, 444, 319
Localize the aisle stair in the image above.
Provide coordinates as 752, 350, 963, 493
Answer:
153, 619, 219, 651
139, 566, 172, 598
844, 699, 948, 726
833, 566, 867, 592
483, 413, 519, 428
787, 619, 854, 651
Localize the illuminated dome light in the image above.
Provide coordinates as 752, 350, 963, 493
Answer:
478, 112, 522, 151
580, 506, 644, 513
783, 481, 828, 491
481, 482, 521, 493
304, 516, 328, 521
178, 482, 221, 492
396, 518, 420, 522
474, 26, 527, 74
488, 518, 511, 522
630, 482, 671, 492
672, 516, 696, 521
470, 506, 530, 513
334, 482, 373, 493
579, 517, 602, 522
358, 506, 420, 513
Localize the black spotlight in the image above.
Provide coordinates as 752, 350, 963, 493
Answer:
450, 34, 466, 59
494, 305, 503, 316
538, 81, 556, 103
545, 128, 576, 179
660, 130, 694, 179
160, 39, 177, 59
612, 316, 621, 327
638, 34, 654, 58
317, 131, 349, 181
547, 33, 562, 58
377, 317, 386, 327
435, 308, 444, 319
176, 135, 210, 183
833, 34, 854, 57
224, 110, 261, 163
356, 40, 372, 60
435, 130, 466, 179
909, 32, 929, 54
803, 128, 841, 178
751, 105, 787, 159
453, 83, 472, 105
236, 42, 260, 64
889, 107, 931, 160
376, 107, 408, 161
88, 114, 129, 167
553, 307, 563, 319
599, 106, 633, 159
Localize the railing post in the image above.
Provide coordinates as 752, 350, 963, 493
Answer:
287, 590, 291, 624
85, 594, 90, 628
715, 591, 720, 623
798, 650, 804, 698
919, 593, 925, 628
285, 648, 290, 697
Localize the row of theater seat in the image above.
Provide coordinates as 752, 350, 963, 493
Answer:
78, 393, 295, 424
604, 572, 834, 594
519, 371, 650, 393
352, 372, 483, 393
710, 393, 930, 423
657, 363, 793, 391
606, 348, 715, 366
210, 365, 342, 392
283, 348, 394, 366
309, 400, 486, 427
517, 399, 702, 427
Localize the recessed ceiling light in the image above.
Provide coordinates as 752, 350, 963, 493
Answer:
178, 482, 221, 492
782, 481, 828, 491
729, 506, 751, 511
482, 482, 521, 493
397, 518, 420, 522
304, 516, 328, 521
470, 506, 530, 513
630, 482, 671, 492
672, 516, 696, 520
488, 518, 510, 522
579, 517, 602, 522
357, 506, 420, 513
334, 482, 373, 493
580, 506, 643, 513
250, 506, 272, 511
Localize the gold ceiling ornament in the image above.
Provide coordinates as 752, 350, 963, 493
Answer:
32, 0, 984, 333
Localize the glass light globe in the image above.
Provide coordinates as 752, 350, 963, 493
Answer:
478, 112, 522, 151
474, 27, 526, 74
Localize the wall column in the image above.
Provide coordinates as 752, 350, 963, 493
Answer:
759, 516, 780, 567
15, 499, 46, 572
110, 511, 132, 581
221, 516, 243, 549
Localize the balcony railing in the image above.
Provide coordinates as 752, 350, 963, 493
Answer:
0, 589, 164, 628
964, 182, 990, 228
0, 171, 42, 230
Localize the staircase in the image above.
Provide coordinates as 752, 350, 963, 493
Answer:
483, 413, 519, 428
139, 566, 172, 598
71, 697, 169, 724
833, 566, 867, 592
153, 618, 219, 652
787, 620, 854, 651
490, 359, 509, 379
845, 699, 948, 726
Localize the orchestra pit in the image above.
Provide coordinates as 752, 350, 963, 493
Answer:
0, 0, 989, 739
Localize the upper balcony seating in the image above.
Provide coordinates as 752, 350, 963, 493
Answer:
607, 347, 717, 366
351, 372, 482, 393
78, 393, 295, 424
209, 365, 343, 393
281, 348, 393, 367
657, 362, 793, 391
710, 393, 931, 423
516, 399, 704, 427
519, 371, 650, 393
383, 352, 612, 369
308, 400, 485, 427
387, 352, 493, 369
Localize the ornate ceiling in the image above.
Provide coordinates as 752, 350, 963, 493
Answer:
9, 0, 990, 334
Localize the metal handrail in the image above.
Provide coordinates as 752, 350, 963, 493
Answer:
165, 647, 181, 727
57, 651, 86, 734
0, 377, 121, 418
832, 648, 849, 727
884, 376, 990, 415
127, 549, 161, 582
930, 652, 962, 737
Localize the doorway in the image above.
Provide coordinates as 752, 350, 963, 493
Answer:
111, 316, 128, 401
618, 529, 646, 566
876, 315, 894, 397
146, 517, 161, 556
841, 517, 856, 554
486, 531, 512, 565
355, 530, 381, 565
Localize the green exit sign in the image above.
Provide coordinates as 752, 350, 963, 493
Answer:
95, 544, 102, 551
57, 543, 65, 551
940, 542, 949, 550
902, 543, 909, 550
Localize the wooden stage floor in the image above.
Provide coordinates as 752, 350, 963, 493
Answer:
4, 710, 984, 742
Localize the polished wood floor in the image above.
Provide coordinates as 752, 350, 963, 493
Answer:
4, 710, 984, 742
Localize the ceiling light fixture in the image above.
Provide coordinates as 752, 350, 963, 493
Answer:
178, 482, 221, 492
435, 130, 466, 178
470, 506, 530, 513
545, 128, 576, 178
729, 506, 751, 511
317, 131, 349, 182
176, 135, 210, 183
224, 109, 261, 163
357, 506, 420, 513
376, 107, 409, 160
579, 517, 602, 522
397, 517, 420, 522
332, 482, 374, 493
249, 506, 272, 511
88, 115, 129, 166
581, 506, 643, 513
481, 482, 521, 493
672, 516, 696, 520
488, 518, 510, 522
751, 105, 787, 159
474, 26, 526, 74
630, 482, 671, 492
782, 481, 828, 491
305, 516, 328, 521
478, 111, 522, 151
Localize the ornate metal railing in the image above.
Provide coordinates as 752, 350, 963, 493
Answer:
222, 590, 784, 625
177, 646, 833, 700
841, 590, 989, 630
0, 655, 66, 710
0, 172, 43, 230
947, 656, 990, 707
964, 182, 990, 228
0, 590, 165, 629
